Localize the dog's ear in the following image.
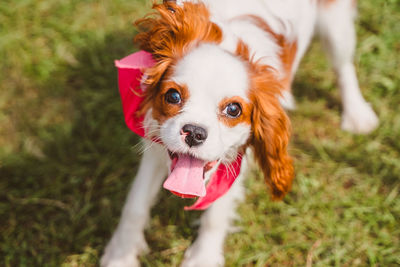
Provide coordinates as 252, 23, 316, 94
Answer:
249, 67, 294, 200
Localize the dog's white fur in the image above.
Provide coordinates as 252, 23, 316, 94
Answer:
160, 44, 251, 163
101, 0, 378, 266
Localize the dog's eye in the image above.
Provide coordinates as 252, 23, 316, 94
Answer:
165, 89, 181, 104
223, 103, 242, 118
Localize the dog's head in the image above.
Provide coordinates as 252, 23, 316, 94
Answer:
135, 2, 293, 200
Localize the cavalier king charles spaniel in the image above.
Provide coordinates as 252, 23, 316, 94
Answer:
101, 0, 378, 266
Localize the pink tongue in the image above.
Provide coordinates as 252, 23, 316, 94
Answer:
163, 154, 206, 198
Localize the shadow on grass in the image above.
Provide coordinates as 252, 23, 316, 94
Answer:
292, 123, 400, 190
0, 31, 199, 266
291, 72, 399, 188
292, 75, 341, 111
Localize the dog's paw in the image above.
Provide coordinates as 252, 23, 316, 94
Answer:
341, 102, 379, 134
181, 243, 224, 267
100, 233, 148, 267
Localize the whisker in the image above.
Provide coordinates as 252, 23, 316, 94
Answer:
139, 140, 158, 154
136, 136, 161, 154
132, 142, 144, 152
225, 161, 235, 179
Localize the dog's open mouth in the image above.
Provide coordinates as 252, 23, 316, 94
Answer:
163, 151, 218, 198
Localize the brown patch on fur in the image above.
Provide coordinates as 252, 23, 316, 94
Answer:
280, 41, 297, 91
218, 96, 252, 127
135, 2, 223, 118
235, 15, 298, 92
152, 80, 189, 124
236, 40, 294, 200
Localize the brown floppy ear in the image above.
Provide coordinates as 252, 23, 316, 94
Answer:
249, 68, 294, 200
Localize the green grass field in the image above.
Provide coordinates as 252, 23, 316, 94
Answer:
1, 0, 399, 266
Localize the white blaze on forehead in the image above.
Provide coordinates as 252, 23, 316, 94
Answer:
172, 44, 249, 102
160, 43, 251, 162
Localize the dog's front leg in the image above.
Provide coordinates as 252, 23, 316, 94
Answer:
181, 157, 248, 267
101, 141, 168, 267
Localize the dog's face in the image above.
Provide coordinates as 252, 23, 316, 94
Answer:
136, 2, 294, 199
157, 44, 251, 164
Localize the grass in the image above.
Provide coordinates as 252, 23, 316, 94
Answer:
0, 0, 399, 266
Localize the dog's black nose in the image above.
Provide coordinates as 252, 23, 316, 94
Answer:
182, 124, 208, 147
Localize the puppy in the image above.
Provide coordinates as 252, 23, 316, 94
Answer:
101, 0, 378, 266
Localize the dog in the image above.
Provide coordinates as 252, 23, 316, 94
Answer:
101, 0, 378, 266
